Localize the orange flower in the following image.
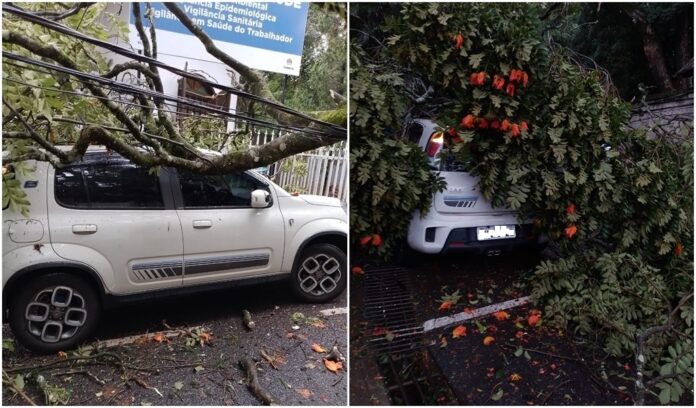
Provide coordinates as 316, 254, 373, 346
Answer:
564, 225, 577, 239
509, 69, 520, 82
492, 74, 505, 90
520, 121, 529, 131
490, 119, 500, 130
483, 336, 495, 346
359, 235, 372, 246
460, 114, 475, 129
506, 83, 515, 97
469, 72, 485, 86
522, 71, 529, 87
447, 127, 457, 137
371, 234, 382, 247
501, 119, 509, 132
493, 311, 509, 321
452, 325, 467, 338
674, 243, 683, 257
478, 118, 489, 129
439, 301, 453, 311
453, 32, 464, 50
509, 373, 522, 382
351, 266, 363, 275
510, 123, 521, 138
527, 314, 540, 327
565, 203, 575, 215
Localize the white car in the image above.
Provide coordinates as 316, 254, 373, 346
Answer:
3, 147, 347, 352
405, 119, 546, 255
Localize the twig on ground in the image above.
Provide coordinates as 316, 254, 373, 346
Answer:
2, 369, 37, 406
53, 369, 106, 385
240, 357, 277, 405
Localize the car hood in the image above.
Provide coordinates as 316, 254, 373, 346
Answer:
299, 194, 343, 207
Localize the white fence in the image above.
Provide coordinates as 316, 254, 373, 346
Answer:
250, 128, 348, 202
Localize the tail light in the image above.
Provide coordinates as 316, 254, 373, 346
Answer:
426, 132, 443, 157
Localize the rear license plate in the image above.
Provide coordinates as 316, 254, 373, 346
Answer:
477, 225, 516, 241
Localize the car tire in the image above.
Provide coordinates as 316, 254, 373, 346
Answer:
8, 273, 100, 354
291, 244, 346, 303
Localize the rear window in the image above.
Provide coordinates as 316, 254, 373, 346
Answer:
55, 162, 164, 209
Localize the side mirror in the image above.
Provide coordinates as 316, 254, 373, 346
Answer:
251, 189, 271, 208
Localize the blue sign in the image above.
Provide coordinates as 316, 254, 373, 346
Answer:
131, 2, 308, 57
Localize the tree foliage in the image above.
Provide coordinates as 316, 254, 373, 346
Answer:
352, 3, 693, 403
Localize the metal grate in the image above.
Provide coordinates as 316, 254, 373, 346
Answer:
363, 266, 425, 354
362, 265, 457, 405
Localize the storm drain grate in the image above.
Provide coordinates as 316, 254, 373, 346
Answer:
363, 266, 425, 354
363, 265, 457, 404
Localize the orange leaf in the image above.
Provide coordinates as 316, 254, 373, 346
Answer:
527, 314, 540, 327
438, 301, 453, 311
452, 325, 467, 339
564, 225, 577, 239
509, 373, 522, 382
493, 311, 510, 321
323, 358, 343, 373
483, 336, 495, 346
351, 266, 364, 275
296, 388, 313, 399
152, 333, 165, 343
359, 235, 372, 246
311, 343, 326, 353
57, 351, 67, 359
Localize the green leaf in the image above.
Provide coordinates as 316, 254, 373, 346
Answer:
491, 388, 503, 401
13, 374, 24, 391
514, 347, 524, 357
174, 381, 184, 391
658, 386, 670, 405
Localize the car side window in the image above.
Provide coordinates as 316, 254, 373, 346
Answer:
55, 163, 164, 209
178, 171, 268, 208
405, 122, 424, 144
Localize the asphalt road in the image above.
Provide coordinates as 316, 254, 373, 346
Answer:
2, 280, 347, 406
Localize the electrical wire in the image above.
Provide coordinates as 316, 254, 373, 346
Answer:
2, 74, 323, 137
2, 53, 343, 139
1, 4, 346, 134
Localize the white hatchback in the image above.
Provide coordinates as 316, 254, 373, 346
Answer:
3, 147, 347, 352
404, 119, 546, 255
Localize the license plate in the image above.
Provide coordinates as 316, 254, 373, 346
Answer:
477, 225, 516, 241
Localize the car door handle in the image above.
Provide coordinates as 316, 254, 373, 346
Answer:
72, 224, 97, 234
192, 220, 213, 229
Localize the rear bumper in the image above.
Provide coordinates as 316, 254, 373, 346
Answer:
441, 225, 547, 254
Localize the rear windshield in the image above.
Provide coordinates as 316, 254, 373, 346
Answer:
435, 148, 468, 172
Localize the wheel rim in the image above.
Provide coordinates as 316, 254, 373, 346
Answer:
297, 253, 342, 297
24, 286, 88, 343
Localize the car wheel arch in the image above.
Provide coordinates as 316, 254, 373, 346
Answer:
292, 232, 347, 272
3, 262, 107, 316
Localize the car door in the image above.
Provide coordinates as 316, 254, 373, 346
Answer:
47, 154, 184, 295
172, 170, 285, 286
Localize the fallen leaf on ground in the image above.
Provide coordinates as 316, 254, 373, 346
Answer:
527, 314, 540, 327
483, 336, 495, 346
57, 351, 67, 359
351, 266, 363, 275
509, 373, 522, 382
384, 330, 395, 342
311, 343, 326, 353
296, 388, 312, 399
173, 381, 184, 390
515, 331, 525, 339
323, 359, 343, 373
152, 333, 165, 343
452, 325, 467, 339
439, 301, 453, 311
493, 311, 509, 321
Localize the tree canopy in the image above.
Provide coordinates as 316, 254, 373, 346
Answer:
2, 2, 346, 214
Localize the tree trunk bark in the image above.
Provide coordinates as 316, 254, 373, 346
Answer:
622, 6, 675, 92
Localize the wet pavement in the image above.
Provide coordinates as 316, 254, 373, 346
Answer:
2, 280, 347, 406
